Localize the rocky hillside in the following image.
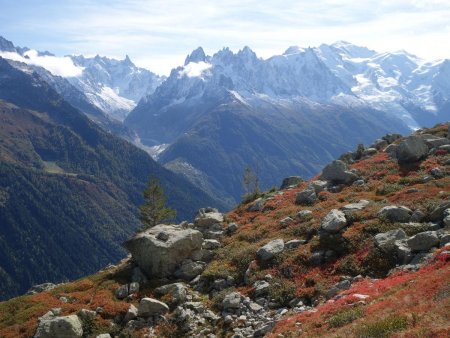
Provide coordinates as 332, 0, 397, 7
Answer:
0, 58, 227, 301
0, 124, 449, 338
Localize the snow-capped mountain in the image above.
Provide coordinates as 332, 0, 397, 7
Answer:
68, 55, 164, 120
0, 36, 164, 121
125, 46, 410, 204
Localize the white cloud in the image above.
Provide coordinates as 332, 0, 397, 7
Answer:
0, 49, 83, 77
179, 61, 212, 78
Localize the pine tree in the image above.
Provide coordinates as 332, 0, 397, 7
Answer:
139, 177, 176, 230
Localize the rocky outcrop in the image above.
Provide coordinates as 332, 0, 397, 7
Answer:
374, 229, 407, 253
295, 187, 317, 205
406, 231, 440, 252
194, 208, 224, 228
123, 224, 203, 279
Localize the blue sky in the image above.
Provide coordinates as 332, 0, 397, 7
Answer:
1, 0, 450, 75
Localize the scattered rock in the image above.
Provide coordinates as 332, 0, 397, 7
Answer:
203, 239, 221, 250
138, 298, 169, 317
77, 309, 96, 322
247, 198, 265, 212
377, 205, 412, 223
295, 187, 317, 205
225, 223, 239, 234
124, 304, 138, 322
280, 176, 303, 189
34, 315, 83, 338
256, 239, 285, 261
320, 160, 359, 185
27, 282, 56, 295
383, 133, 402, 144
384, 144, 398, 158
429, 201, 450, 221
174, 260, 206, 281
194, 208, 224, 228
95, 334, 111, 338
341, 200, 370, 212
154, 283, 188, 305
396, 136, 429, 163
374, 229, 407, 253
309, 180, 328, 193
406, 231, 439, 252
296, 210, 313, 219
410, 210, 426, 223
326, 280, 351, 299
115, 285, 129, 300
279, 217, 294, 227
321, 209, 347, 233
222, 292, 242, 310
123, 224, 203, 279
253, 280, 270, 297
285, 239, 306, 250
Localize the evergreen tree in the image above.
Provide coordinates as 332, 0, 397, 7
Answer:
139, 177, 176, 230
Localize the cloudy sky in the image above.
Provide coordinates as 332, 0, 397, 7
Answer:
1, 0, 450, 75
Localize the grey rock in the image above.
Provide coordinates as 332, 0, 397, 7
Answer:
353, 179, 366, 186
154, 283, 188, 304
124, 304, 138, 322
407, 231, 439, 252
383, 133, 402, 144
430, 167, 444, 178
426, 137, 450, 149
375, 229, 407, 253
115, 285, 129, 299
247, 198, 265, 212
295, 187, 317, 205
174, 260, 206, 280
321, 209, 347, 233
256, 239, 284, 261
396, 136, 429, 163
326, 280, 351, 299
253, 280, 270, 297
296, 210, 313, 219
194, 208, 224, 228
309, 180, 328, 193
394, 240, 413, 265
377, 205, 412, 223
95, 334, 111, 338
285, 239, 306, 250
254, 321, 275, 337
308, 251, 324, 266
384, 144, 398, 158
222, 292, 242, 310
225, 223, 239, 234
203, 239, 221, 250
440, 234, 450, 247
123, 224, 203, 278
27, 282, 56, 295
342, 200, 370, 212
156, 231, 170, 241
279, 217, 294, 227
77, 309, 96, 322
280, 176, 303, 189
138, 298, 169, 317
410, 210, 426, 223
410, 252, 434, 265
363, 148, 377, 156
429, 201, 450, 221
34, 315, 83, 338
129, 282, 139, 294
320, 160, 358, 184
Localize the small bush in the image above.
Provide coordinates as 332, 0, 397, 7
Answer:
336, 255, 363, 276
268, 278, 296, 306
328, 307, 363, 328
356, 315, 408, 337
376, 183, 402, 196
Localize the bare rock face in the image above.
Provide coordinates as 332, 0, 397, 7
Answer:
123, 225, 203, 279
194, 208, 224, 228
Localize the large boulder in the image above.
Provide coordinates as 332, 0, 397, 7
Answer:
222, 292, 242, 310
280, 176, 303, 189
377, 206, 412, 223
396, 136, 429, 163
194, 208, 224, 228
321, 209, 347, 233
123, 225, 203, 278
320, 160, 358, 184
138, 298, 169, 317
341, 200, 370, 212
256, 239, 285, 261
34, 315, 83, 338
374, 229, 407, 253
406, 231, 440, 252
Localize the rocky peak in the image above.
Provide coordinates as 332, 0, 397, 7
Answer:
184, 47, 207, 65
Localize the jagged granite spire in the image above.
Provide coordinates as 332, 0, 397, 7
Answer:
184, 47, 206, 65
